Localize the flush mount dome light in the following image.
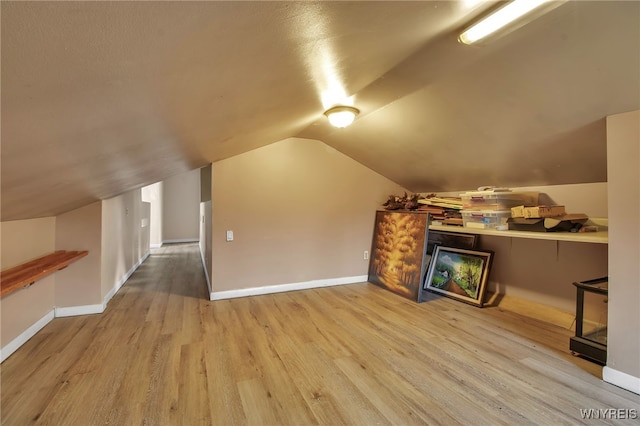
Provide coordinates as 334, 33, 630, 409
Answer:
324, 106, 360, 128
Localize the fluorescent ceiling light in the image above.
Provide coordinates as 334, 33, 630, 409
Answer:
324, 106, 359, 128
459, 0, 550, 45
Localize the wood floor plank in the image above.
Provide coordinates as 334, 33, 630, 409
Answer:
237, 378, 280, 426
177, 341, 212, 424
141, 333, 182, 425
2, 243, 639, 425
333, 355, 460, 425
203, 337, 248, 425
231, 297, 319, 426
278, 340, 390, 425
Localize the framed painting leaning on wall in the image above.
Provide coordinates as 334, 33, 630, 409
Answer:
367, 210, 429, 302
424, 246, 493, 307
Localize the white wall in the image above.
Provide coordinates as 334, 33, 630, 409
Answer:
199, 165, 213, 293
604, 109, 640, 394
162, 169, 201, 243
141, 182, 163, 248
200, 201, 212, 293
101, 189, 150, 301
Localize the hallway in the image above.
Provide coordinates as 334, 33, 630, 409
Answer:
2, 243, 639, 425
1, 243, 211, 424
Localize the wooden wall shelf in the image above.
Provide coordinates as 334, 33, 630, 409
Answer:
429, 224, 608, 244
1, 250, 89, 298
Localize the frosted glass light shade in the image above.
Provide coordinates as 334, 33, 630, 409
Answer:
324, 106, 359, 128
459, 0, 550, 45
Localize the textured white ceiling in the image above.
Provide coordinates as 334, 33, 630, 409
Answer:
2, 1, 638, 220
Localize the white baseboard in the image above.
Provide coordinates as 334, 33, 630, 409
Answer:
103, 250, 151, 306
1, 310, 54, 363
55, 304, 104, 318
162, 239, 199, 244
150, 243, 163, 249
603, 366, 640, 395
199, 246, 212, 294
210, 275, 368, 301
1, 250, 153, 363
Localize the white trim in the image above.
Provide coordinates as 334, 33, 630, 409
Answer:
603, 366, 640, 395
199, 246, 212, 295
210, 275, 368, 301
54, 250, 151, 321
55, 304, 104, 318
2, 249, 153, 363
150, 243, 163, 249
1, 310, 54, 363
162, 238, 199, 244
103, 286, 117, 307
103, 250, 151, 306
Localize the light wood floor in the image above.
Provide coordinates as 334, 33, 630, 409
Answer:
2, 243, 638, 425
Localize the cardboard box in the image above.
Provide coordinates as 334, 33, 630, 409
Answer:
510, 205, 524, 218
508, 214, 589, 232
511, 205, 566, 218
525, 205, 566, 218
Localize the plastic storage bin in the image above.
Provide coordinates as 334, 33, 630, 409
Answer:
460, 191, 538, 211
462, 210, 512, 229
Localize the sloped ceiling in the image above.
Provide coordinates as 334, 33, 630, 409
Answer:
2, 1, 638, 221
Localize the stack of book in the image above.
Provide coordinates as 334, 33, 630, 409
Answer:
417, 197, 464, 226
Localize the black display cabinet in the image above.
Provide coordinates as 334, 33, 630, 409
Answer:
570, 277, 608, 364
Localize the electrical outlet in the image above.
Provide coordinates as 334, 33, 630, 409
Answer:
364, 250, 369, 260
226, 230, 234, 242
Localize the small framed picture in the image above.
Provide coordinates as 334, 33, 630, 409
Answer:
424, 246, 493, 307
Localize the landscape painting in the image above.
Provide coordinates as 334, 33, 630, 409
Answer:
423, 230, 477, 290
368, 211, 428, 301
424, 246, 492, 307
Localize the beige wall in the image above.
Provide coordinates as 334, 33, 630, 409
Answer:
162, 169, 201, 242
479, 236, 607, 314
201, 165, 212, 202
606, 110, 640, 385
2, 188, 151, 358
101, 189, 149, 299
511, 182, 608, 218
1, 217, 56, 347
55, 201, 102, 307
212, 137, 406, 292
470, 182, 609, 313
440, 182, 607, 218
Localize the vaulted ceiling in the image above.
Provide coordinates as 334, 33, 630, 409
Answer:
2, 1, 638, 221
